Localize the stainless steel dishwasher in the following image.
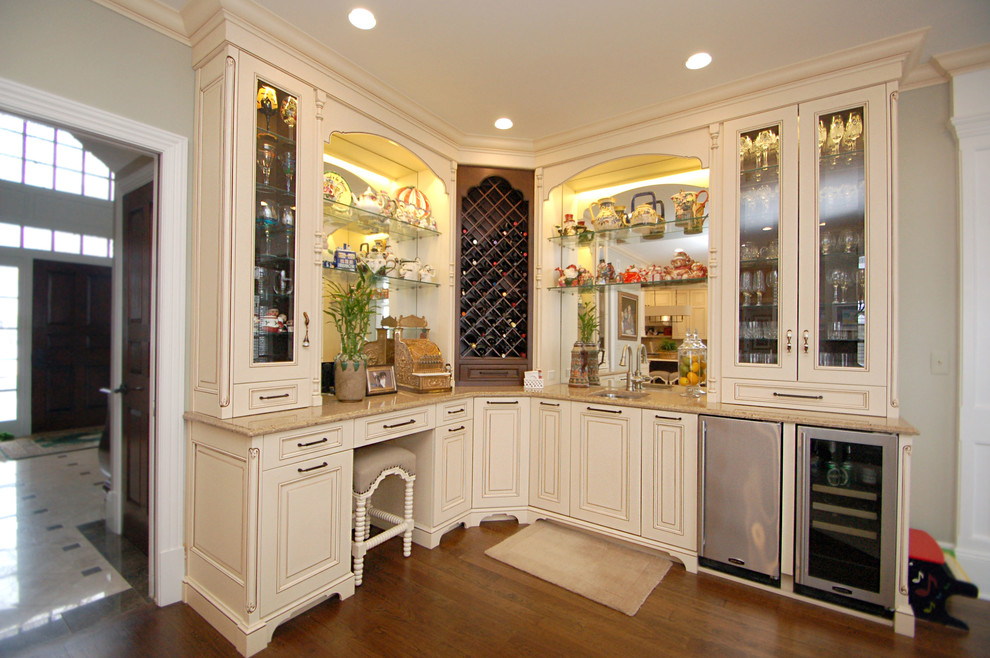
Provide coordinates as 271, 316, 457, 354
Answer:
700, 415, 782, 584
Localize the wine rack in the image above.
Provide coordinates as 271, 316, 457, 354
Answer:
456, 168, 533, 384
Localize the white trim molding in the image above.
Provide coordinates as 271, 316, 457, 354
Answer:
950, 65, 990, 600
0, 76, 189, 606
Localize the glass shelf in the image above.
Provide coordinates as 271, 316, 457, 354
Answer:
323, 199, 440, 242
322, 263, 440, 291
549, 277, 707, 292
257, 129, 296, 150
547, 216, 708, 248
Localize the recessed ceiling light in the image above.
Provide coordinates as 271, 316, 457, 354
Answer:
685, 52, 712, 70
494, 117, 513, 130
348, 8, 376, 30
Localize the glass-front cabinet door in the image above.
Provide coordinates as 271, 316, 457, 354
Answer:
721, 107, 799, 382
799, 87, 888, 387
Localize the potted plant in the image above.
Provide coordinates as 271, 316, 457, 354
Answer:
569, 302, 599, 387
323, 271, 375, 401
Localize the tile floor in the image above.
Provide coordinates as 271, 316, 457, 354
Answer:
0, 446, 149, 654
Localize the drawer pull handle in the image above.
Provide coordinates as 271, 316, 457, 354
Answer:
786, 329, 793, 353
447, 408, 464, 414
655, 414, 682, 421
259, 393, 290, 400
383, 419, 416, 429
832, 585, 854, 596
488, 400, 518, 405
297, 437, 329, 447
773, 392, 824, 400
728, 557, 745, 566
540, 402, 561, 407
587, 406, 622, 414
298, 462, 328, 473
449, 425, 465, 432
802, 329, 810, 354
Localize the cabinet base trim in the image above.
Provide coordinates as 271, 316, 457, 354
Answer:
183, 573, 355, 657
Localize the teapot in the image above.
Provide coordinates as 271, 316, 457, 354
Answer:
672, 189, 709, 222
419, 264, 436, 283
354, 187, 386, 215
358, 242, 388, 275
628, 202, 658, 227
589, 197, 623, 230
399, 257, 422, 280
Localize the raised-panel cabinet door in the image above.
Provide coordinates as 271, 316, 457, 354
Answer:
435, 422, 473, 523
798, 86, 888, 387
720, 107, 800, 382
259, 451, 352, 616
529, 400, 570, 515
570, 404, 641, 534
641, 412, 698, 551
472, 398, 530, 508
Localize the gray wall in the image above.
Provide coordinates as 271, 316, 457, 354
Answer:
0, 0, 194, 141
897, 83, 959, 543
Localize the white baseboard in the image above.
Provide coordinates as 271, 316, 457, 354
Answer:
156, 545, 185, 606
104, 490, 122, 534
953, 548, 990, 601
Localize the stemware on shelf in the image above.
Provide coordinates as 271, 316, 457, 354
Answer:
769, 267, 779, 305
840, 228, 860, 254
820, 230, 836, 255
257, 85, 278, 130
280, 150, 296, 193
842, 111, 863, 158
279, 94, 297, 139
753, 269, 766, 306
258, 141, 276, 186
826, 114, 844, 157
741, 270, 753, 307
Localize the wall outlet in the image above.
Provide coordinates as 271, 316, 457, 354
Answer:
931, 350, 949, 375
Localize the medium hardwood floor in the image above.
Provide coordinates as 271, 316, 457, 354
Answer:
15, 520, 990, 657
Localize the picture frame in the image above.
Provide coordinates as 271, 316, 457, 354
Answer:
366, 365, 397, 395
618, 292, 639, 341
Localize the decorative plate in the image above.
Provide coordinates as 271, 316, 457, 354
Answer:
323, 171, 352, 206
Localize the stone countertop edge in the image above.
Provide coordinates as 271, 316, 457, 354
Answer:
183, 383, 918, 438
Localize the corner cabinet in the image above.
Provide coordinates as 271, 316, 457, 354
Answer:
192, 48, 321, 418
719, 84, 893, 416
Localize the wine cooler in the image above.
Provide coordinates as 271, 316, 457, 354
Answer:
795, 426, 897, 610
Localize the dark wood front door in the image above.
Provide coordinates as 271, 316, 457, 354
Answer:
31, 260, 111, 433
121, 181, 154, 554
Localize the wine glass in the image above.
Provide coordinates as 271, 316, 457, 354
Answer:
826, 114, 844, 158
839, 270, 851, 303
740, 135, 753, 171
768, 268, 778, 305
280, 95, 297, 138
258, 142, 276, 186
740, 270, 753, 307
829, 268, 845, 303
820, 230, 836, 255
280, 150, 296, 193
842, 111, 863, 158
257, 86, 278, 130
840, 228, 860, 254
754, 130, 773, 169
272, 269, 293, 296
857, 268, 866, 310
753, 270, 766, 306
818, 119, 827, 155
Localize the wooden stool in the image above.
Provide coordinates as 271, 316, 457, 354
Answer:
352, 443, 416, 587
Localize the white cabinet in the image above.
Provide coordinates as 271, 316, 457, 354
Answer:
185, 420, 354, 656
394, 400, 473, 548
191, 47, 321, 418
473, 398, 530, 509
529, 399, 570, 515
645, 284, 707, 340
641, 412, 698, 552
570, 403, 642, 534
719, 84, 892, 416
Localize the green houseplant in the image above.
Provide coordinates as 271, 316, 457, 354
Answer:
570, 302, 600, 387
323, 271, 375, 401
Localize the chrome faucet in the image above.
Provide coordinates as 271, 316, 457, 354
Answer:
619, 345, 650, 391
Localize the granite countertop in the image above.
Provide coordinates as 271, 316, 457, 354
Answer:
184, 383, 918, 438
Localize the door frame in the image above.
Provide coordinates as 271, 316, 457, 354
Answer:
0, 76, 188, 606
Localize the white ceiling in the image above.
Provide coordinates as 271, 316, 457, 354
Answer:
158, 0, 990, 142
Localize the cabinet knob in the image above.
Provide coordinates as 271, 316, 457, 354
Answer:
786, 329, 793, 353
802, 329, 810, 354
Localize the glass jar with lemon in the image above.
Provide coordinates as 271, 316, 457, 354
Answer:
678, 330, 707, 397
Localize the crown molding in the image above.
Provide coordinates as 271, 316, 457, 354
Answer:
933, 43, 990, 79
90, 0, 190, 45
533, 28, 928, 154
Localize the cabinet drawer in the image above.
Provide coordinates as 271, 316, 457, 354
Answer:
356, 406, 435, 446
436, 399, 472, 425
262, 422, 354, 470
232, 380, 308, 416
723, 379, 887, 416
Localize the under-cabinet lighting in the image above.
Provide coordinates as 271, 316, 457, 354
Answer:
323, 154, 392, 191
574, 169, 710, 206
348, 8, 376, 30
494, 117, 513, 130
685, 52, 712, 70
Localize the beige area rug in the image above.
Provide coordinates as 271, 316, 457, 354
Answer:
485, 519, 672, 616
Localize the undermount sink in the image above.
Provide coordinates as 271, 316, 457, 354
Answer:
591, 390, 649, 400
